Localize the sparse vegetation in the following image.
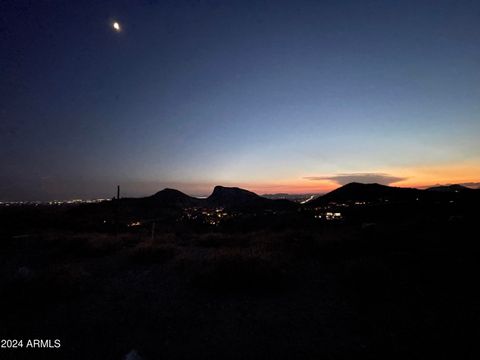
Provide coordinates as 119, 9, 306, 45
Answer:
128, 241, 178, 265
0, 196, 479, 360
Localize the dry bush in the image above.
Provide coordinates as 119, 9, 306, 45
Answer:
128, 240, 178, 265
339, 256, 399, 303
189, 247, 289, 293
3, 263, 93, 309
87, 233, 138, 254
45, 232, 137, 259
194, 232, 250, 248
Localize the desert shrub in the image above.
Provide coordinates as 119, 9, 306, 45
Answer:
194, 232, 250, 248
41, 263, 93, 297
2, 263, 93, 311
339, 256, 403, 305
128, 241, 177, 265
190, 248, 288, 293
278, 231, 320, 257
45, 232, 137, 260
243, 230, 335, 261
88, 233, 138, 254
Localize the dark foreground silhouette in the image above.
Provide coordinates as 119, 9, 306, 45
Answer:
1, 183, 479, 359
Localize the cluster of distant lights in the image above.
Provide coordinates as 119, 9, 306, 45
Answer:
0, 199, 110, 207
182, 207, 231, 225
314, 212, 342, 220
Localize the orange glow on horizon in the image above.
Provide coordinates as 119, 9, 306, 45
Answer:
385, 162, 480, 189
232, 162, 480, 194
135, 162, 480, 197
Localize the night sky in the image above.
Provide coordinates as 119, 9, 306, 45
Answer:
1, 0, 480, 201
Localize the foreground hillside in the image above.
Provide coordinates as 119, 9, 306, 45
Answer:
1, 195, 479, 359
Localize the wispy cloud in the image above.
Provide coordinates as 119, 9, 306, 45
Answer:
304, 173, 407, 186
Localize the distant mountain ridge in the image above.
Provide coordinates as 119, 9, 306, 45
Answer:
308, 182, 479, 206
75, 182, 479, 222
207, 186, 261, 207
309, 182, 420, 205
146, 188, 202, 208
206, 186, 298, 211
426, 184, 473, 193
117, 185, 298, 211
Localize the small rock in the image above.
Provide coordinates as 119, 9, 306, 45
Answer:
16, 266, 33, 280
124, 349, 143, 360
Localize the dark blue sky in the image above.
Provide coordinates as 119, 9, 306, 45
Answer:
1, 0, 480, 200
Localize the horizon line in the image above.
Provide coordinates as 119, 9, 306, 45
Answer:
2, 181, 478, 203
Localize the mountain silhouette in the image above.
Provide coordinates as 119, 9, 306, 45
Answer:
206, 186, 297, 211
146, 188, 201, 208
73, 186, 297, 223
67, 182, 480, 229
309, 182, 421, 205
207, 186, 261, 206
426, 184, 473, 193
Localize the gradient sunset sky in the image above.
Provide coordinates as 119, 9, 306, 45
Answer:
1, 0, 480, 200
